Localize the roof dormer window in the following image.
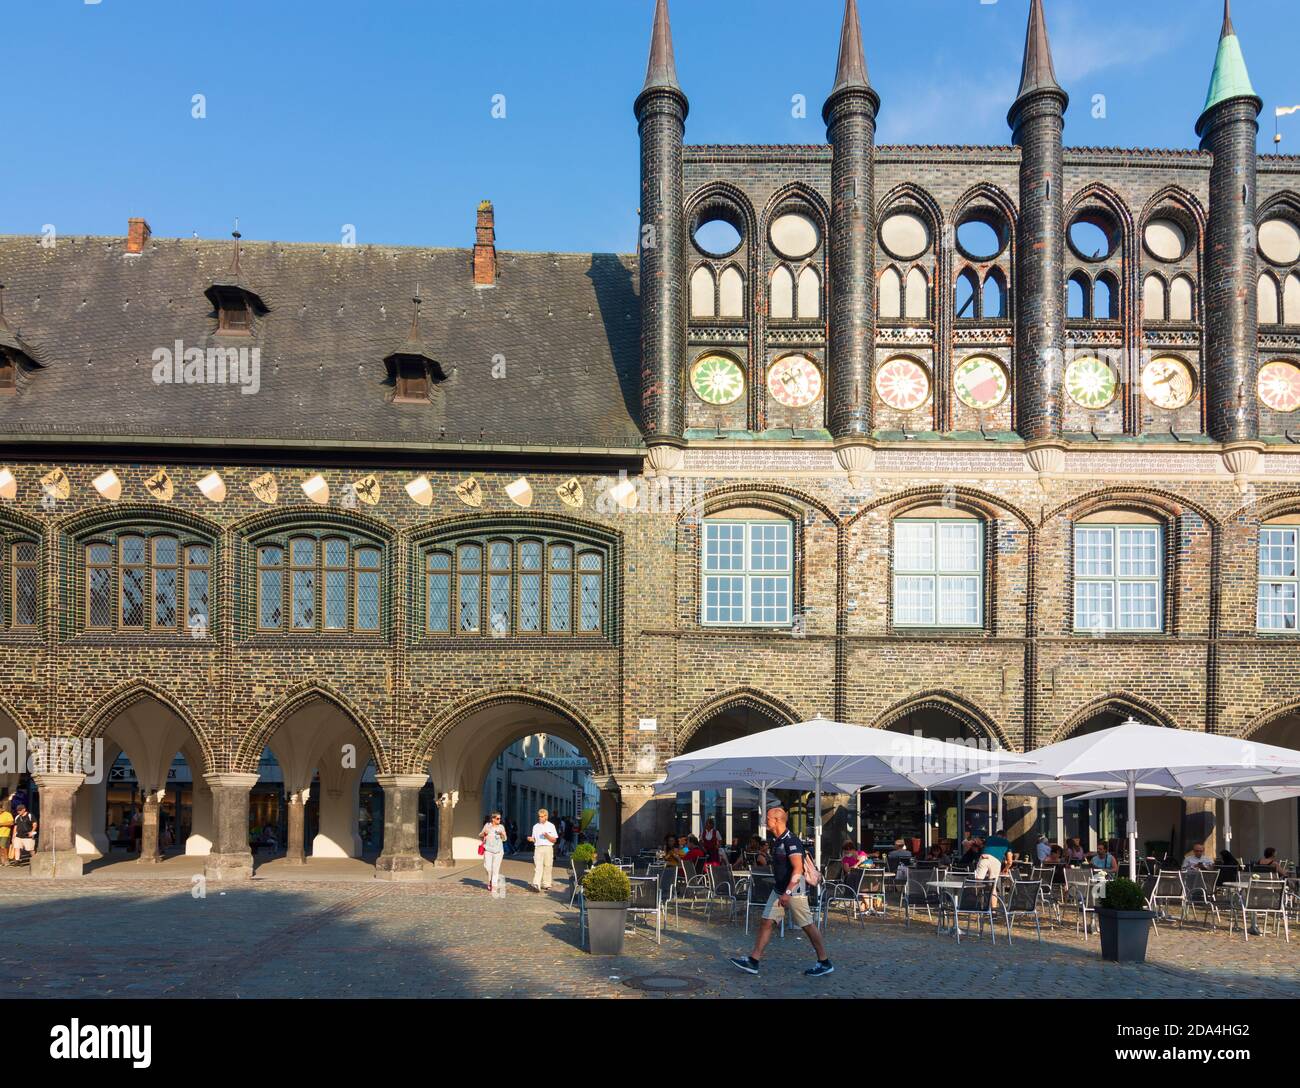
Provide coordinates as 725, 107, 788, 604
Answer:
385, 295, 444, 404
204, 230, 267, 336
0, 284, 42, 392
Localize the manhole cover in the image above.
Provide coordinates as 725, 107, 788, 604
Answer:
621, 975, 704, 993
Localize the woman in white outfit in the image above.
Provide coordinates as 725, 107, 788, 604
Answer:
480, 812, 508, 898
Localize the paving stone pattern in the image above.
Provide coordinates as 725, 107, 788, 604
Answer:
4, 860, 1297, 999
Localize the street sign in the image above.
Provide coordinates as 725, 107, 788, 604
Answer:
530, 757, 590, 770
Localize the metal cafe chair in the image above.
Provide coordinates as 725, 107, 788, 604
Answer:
1145, 869, 1187, 933
1182, 867, 1221, 931
902, 871, 944, 928
1029, 867, 1062, 924
627, 876, 664, 945
657, 866, 680, 927
1002, 879, 1047, 943
822, 866, 867, 930
1229, 879, 1290, 943
940, 879, 999, 944
857, 868, 889, 918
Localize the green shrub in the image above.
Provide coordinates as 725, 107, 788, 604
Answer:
582, 863, 631, 903
1099, 877, 1147, 911
572, 842, 597, 864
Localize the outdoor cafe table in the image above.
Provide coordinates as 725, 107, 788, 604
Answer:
927, 880, 967, 936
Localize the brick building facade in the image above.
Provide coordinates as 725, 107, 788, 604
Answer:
2, 0, 1300, 878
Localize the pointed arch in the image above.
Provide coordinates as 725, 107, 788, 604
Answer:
769, 264, 795, 319
1052, 691, 1182, 744
1242, 697, 1300, 741
796, 264, 820, 319
690, 264, 716, 319
1093, 271, 1118, 320
239, 680, 388, 775
878, 265, 902, 318
868, 690, 1012, 751
1067, 271, 1090, 319
411, 686, 613, 780
718, 263, 745, 318
905, 266, 929, 319
955, 267, 980, 320
1258, 272, 1281, 325
676, 687, 802, 753
75, 678, 217, 772
981, 267, 1006, 319
0, 693, 34, 740
1169, 274, 1194, 321
1144, 272, 1168, 321
1285, 274, 1300, 325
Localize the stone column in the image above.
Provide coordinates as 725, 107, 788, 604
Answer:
31, 773, 85, 878
202, 772, 259, 882
137, 787, 165, 864
285, 788, 308, 864
614, 775, 673, 857
433, 789, 458, 869
1182, 798, 1217, 857
375, 774, 429, 880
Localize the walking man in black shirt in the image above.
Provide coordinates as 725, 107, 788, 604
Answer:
730, 805, 833, 978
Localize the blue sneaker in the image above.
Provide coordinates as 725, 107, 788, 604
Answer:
729, 956, 760, 975
804, 960, 834, 977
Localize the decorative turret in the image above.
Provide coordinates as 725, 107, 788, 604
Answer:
1197, 0, 1263, 452
823, 0, 880, 474
635, 0, 689, 470
1008, 0, 1068, 451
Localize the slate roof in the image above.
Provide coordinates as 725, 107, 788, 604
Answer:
0, 235, 644, 451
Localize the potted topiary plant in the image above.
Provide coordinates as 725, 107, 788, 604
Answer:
571, 841, 596, 888
1096, 877, 1155, 963
582, 863, 631, 955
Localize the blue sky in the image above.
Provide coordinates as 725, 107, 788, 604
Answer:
2, 0, 1296, 254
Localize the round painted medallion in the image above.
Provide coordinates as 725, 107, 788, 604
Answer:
1065, 356, 1118, 409
1140, 356, 1195, 410
1259, 360, 1300, 413
954, 356, 1009, 410
767, 355, 823, 408
690, 354, 744, 405
874, 358, 931, 412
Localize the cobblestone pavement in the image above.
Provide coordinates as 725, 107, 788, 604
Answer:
5, 858, 1297, 999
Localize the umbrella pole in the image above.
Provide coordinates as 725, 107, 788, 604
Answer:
1127, 774, 1138, 881
759, 785, 767, 841
1224, 795, 1232, 853
814, 767, 823, 870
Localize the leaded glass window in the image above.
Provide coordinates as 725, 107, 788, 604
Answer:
255, 531, 384, 634
2, 539, 39, 630
82, 531, 211, 633
420, 533, 610, 638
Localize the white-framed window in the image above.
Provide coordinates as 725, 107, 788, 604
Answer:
892, 519, 983, 627
701, 519, 792, 626
1258, 525, 1299, 631
1073, 523, 1162, 632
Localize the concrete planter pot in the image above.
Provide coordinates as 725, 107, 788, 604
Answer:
585, 900, 629, 955
1097, 908, 1155, 962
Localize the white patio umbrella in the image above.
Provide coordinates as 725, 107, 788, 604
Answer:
1075, 775, 1300, 855
653, 718, 1035, 866
924, 770, 1165, 833
1020, 719, 1300, 880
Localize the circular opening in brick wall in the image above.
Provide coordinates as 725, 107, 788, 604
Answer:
769, 213, 820, 260
1259, 218, 1300, 267
880, 211, 931, 261
1143, 218, 1187, 262
692, 202, 745, 258
1069, 212, 1118, 262
955, 212, 1007, 262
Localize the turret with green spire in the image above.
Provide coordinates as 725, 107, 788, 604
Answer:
1198, 0, 1262, 446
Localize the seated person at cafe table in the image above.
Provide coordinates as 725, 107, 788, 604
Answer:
1089, 841, 1118, 874
840, 840, 868, 869
1182, 842, 1216, 870
1256, 847, 1284, 876
1065, 837, 1086, 863
886, 839, 913, 867
683, 835, 707, 866
958, 836, 982, 869
1034, 835, 1051, 863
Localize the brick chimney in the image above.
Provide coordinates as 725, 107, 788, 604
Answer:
473, 200, 496, 286
126, 218, 152, 255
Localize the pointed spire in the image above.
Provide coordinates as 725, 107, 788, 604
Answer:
1200, 0, 1259, 123
828, 0, 871, 99
1014, 0, 1064, 105
641, 0, 681, 97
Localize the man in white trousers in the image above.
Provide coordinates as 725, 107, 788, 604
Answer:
528, 807, 558, 892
